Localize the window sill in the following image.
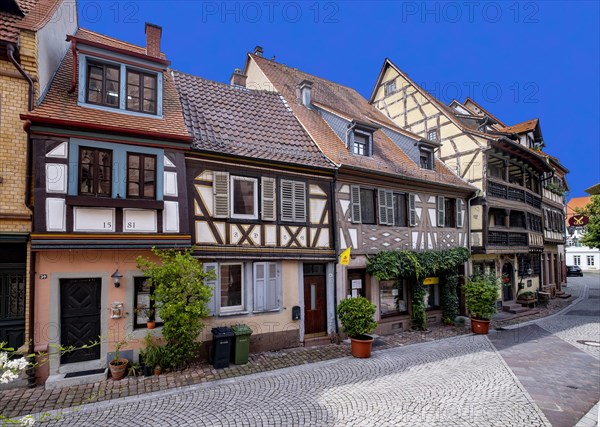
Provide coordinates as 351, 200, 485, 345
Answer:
218, 310, 249, 317
66, 195, 164, 210
252, 308, 282, 314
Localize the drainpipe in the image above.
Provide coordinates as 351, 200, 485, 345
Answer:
467, 189, 482, 276
331, 169, 339, 337
7, 42, 37, 386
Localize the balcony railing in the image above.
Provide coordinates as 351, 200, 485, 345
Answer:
487, 180, 541, 209
487, 231, 544, 248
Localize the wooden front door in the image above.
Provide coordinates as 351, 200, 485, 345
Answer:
60, 278, 101, 364
0, 268, 26, 350
304, 272, 326, 335
502, 263, 514, 301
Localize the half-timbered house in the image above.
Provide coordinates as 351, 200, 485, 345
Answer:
172, 70, 337, 349
244, 49, 476, 334
21, 24, 192, 385
370, 59, 568, 309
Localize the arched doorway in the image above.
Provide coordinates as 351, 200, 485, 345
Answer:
502, 262, 514, 301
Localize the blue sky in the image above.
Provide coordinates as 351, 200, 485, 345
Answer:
76, 1, 600, 198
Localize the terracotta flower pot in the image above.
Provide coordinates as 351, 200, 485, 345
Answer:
109, 358, 129, 380
350, 335, 374, 358
146, 321, 156, 330
470, 318, 490, 335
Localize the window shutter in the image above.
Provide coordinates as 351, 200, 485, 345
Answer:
213, 172, 229, 218
253, 263, 266, 312
281, 180, 294, 222
409, 193, 416, 226
203, 263, 218, 315
378, 189, 388, 225
265, 263, 279, 311
293, 181, 306, 222
437, 196, 445, 227
261, 177, 276, 221
456, 199, 464, 228
386, 190, 394, 225
351, 186, 361, 223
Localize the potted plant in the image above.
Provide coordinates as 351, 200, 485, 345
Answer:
463, 274, 499, 334
337, 296, 378, 358
140, 332, 162, 376
517, 291, 537, 308
108, 333, 131, 380
135, 305, 156, 329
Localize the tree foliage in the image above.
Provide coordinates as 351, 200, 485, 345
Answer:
136, 247, 213, 368
578, 195, 600, 249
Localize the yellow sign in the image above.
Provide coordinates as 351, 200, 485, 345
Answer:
423, 277, 439, 285
340, 247, 351, 265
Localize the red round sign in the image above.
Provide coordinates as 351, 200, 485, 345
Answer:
568, 215, 589, 227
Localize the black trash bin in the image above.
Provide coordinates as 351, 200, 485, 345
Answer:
211, 327, 234, 369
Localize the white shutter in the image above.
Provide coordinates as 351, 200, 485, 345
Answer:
386, 190, 394, 225
213, 172, 229, 218
378, 189, 388, 225
293, 181, 306, 222
456, 199, 464, 228
261, 177, 276, 221
253, 262, 266, 312
437, 196, 445, 227
409, 193, 416, 226
203, 263, 218, 315
265, 263, 279, 311
351, 186, 361, 223
281, 180, 294, 222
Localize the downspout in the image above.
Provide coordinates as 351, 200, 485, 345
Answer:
331, 169, 339, 337
466, 190, 482, 276
67, 39, 77, 93
7, 43, 37, 386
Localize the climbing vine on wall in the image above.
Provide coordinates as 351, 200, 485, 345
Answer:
440, 273, 460, 325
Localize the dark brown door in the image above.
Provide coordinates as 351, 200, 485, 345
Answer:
502, 263, 514, 301
60, 278, 101, 364
304, 274, 326, 335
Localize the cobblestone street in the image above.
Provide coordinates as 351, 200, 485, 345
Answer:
3, 275, 598, 426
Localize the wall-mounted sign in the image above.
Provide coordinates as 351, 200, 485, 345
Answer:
39, 274, 47, 280
423, 277, 439, 286
351, 279, 362, 289
569, 215, 589, 227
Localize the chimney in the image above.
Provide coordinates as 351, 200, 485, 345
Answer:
145, 22, 162, 58
230, 68, 247, 88
253, 45, 264, 57
297, 80, 313, 108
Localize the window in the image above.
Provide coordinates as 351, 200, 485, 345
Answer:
133, 277, 162, 329
456, 199, 464, 228
127, 153, 156, 198
420, 148, 433, 170
379, 279, 408, 316
425, 284, 440, 309
444, 197, 455, 227
280, 180, 306, 222
378, 189, 394, 226
353, 132, 369, 156
490, 209, 506, 227
126, 70, 157, 114
87, 62, 120, 107
394, 193, 407, 227
510, 211, 526, 229
79, 147, 112, 196
574, 255, 581, 266
436, 196, 445, 227
360, 188, 376, 224
427, 129, 439, 142
220, 263, 244, 312
384, 80, 396, 96
488, 156, 506, 180
508, 163, 523, 186
408, 193, 417, 226
587, 256, 595, 267
253, 262, 280, 312
230, 176, 258, 219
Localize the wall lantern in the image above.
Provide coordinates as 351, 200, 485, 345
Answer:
111, 269, 123, 288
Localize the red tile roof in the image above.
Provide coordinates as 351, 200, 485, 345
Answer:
0, 0, 36, 43
173, 71, 333, 169
22, 29, 189, 141
249, 54, 473, 190
497, 118, 539, 135
16, 0, 61, 31
73, 28, 167, 61
567, 197, 592, 216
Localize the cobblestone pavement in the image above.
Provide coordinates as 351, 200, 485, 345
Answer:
34, 335, 549, 427
489, 275, 600, 427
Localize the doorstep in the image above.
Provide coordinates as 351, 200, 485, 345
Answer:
46, 359, 108, 390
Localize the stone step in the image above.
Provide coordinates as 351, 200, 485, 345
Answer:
507, 306, 531, 314
556, 293, 572, 299
45, 369, 108, 390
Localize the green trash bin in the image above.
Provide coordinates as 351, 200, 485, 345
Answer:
231, 324, 253, 365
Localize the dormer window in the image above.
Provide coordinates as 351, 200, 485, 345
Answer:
420, 147, 433, 170
352, 129, 373, 157
127, 70, 157, 114
87, 62, 120, 108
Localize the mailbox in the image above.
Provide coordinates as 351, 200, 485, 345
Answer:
292, 305, 301, 320
110, 302, 124, 319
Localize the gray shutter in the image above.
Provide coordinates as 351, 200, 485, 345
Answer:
265, 263, 279, 311
261, 177, 276, 221
386, 190, 394, 225
293, 181, 306, 222
281, 180, 294, 222
409, 193, 416, 226
203, 263, 218, 315
351, 185, 361, 223
253, 262, 266, 312
456, 199, 464, 228
378, 189, 388, 225
437, 196, 445, 227
213, 171, 229, 218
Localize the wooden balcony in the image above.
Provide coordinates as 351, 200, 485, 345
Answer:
487, 180, 541, 209
487, 230, 544, 249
